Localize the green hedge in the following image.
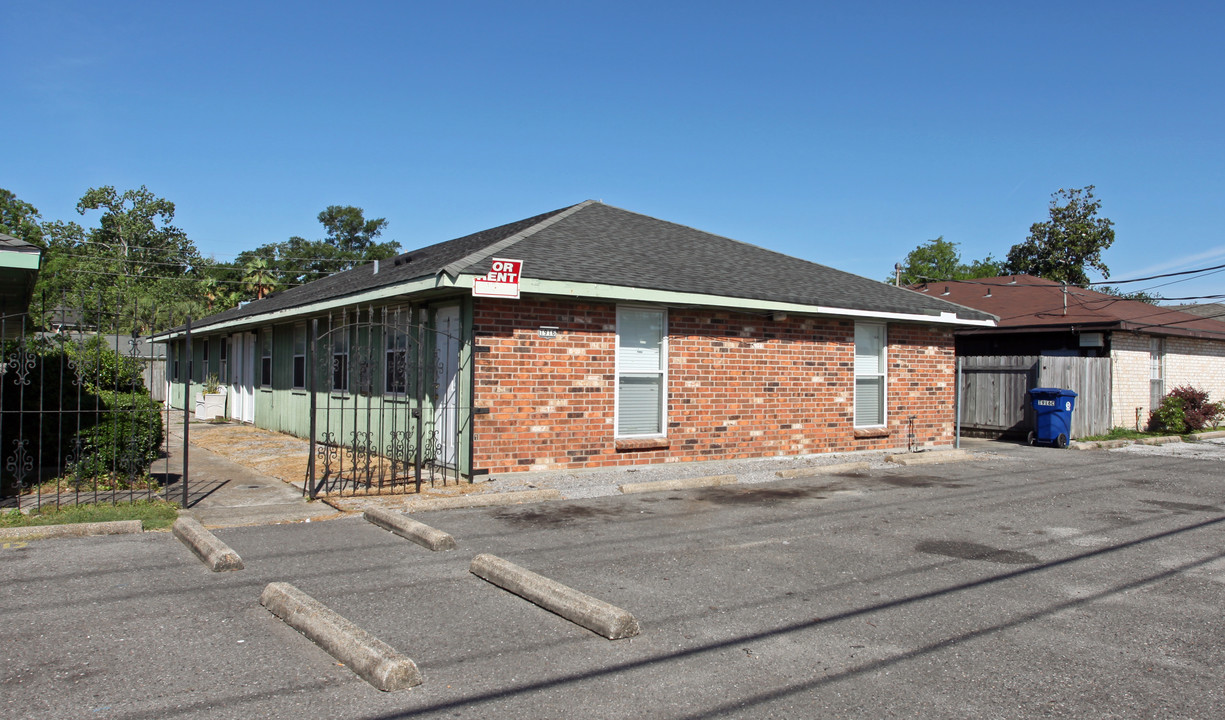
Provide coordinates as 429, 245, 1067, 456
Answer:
70, 391, 164, 479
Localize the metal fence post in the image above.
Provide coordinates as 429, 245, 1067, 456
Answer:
307, 318, 317, 498
182, 317, 191, 507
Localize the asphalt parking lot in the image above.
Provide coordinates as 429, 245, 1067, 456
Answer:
3, 441, 1224, 719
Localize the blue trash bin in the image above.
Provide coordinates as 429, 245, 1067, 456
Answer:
1028, 388, 1077, 448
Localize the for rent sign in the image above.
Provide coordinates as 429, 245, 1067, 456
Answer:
472, 258, 523, 298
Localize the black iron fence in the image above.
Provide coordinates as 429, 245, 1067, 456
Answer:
1, 296, 185, 510
305, 304, 471, 498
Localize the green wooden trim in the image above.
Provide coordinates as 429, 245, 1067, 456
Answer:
0, 252, 41, 270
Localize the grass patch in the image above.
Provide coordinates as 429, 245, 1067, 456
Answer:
0, 500, 179, 530
1078, 426, 1223, 442
1078, 427, 1156, 442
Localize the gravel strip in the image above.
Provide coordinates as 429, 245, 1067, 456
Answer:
476, 449, 918, 500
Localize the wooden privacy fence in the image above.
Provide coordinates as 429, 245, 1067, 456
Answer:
958, 355, 1112, 439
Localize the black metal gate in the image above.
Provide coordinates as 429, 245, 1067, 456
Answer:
305, 304, 471, 498
1, 295, 182, 510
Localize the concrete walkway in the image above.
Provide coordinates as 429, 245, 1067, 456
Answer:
164, 423, 337, 528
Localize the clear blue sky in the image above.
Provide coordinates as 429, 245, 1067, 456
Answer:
5, 1, 1224, 302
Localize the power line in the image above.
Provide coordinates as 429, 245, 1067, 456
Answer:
1087, 262, 1225, 286
53, 267, 301, 287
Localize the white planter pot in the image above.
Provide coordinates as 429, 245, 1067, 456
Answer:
195, 388, 227, 421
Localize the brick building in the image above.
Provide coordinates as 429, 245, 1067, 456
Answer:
163, 202, 994, 483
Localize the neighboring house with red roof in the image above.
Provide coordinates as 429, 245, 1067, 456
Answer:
911, 275, 1225, 430
160, 201, 995, 489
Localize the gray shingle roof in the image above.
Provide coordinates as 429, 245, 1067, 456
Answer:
189, 201, 994, 330
0, 232, 41, 254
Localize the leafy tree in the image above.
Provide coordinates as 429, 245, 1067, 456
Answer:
318, 205, 389, 253
890, 236, 1003, 285
31, 186, 208, 330
0, 188, 45, 248
230, 205, 400, 298
1005, 186, 1115, 286
1096, 286, 1162, 305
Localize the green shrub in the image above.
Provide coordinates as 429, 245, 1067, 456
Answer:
70, 391, 164, 480
1147, 395, 1186, 434
65, 335, 147, 393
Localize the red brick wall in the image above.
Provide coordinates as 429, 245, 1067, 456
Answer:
472, 298, 955, 473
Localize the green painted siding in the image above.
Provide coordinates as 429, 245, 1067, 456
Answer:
170, 299, 474, 477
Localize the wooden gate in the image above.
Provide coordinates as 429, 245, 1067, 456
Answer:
958, 355, 1112, 439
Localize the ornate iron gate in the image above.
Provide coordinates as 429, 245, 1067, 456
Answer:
305, 304, 471, 498
1, 296, 179, 510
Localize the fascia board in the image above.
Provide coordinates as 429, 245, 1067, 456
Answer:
514, 278, 997, 327
154, 274, 457, 340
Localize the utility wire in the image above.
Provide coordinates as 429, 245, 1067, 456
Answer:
57, 267, 302, 287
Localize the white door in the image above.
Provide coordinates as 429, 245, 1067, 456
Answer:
433, 305, 461, 467
230, 331, 256, 423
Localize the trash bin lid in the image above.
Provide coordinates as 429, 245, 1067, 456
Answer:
1030, 387, 1078, 397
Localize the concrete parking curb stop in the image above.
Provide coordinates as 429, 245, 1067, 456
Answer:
469, 553, 640, 640
1072, 439, 1131, 450
776, 461, 870, 479
172, 517, 245, 571
363, 507, 455, 551
260, 581, 423, 692
403, 488, 561, 512
886, 449, 975, 466
0, 519, 142, 542
619, 474, 736, 495
1137, 435, 1183, 445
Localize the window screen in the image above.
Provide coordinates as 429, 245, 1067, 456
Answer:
854, 322, 886, 426
617, 308, 666, 435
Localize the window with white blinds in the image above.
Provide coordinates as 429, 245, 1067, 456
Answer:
854, 322, 886, 427
617, 307, 666, 436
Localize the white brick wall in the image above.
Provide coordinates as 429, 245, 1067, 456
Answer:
1111, 332, 1225, 429
1164, 335, 1225, 404
1111, 333, 1151, 429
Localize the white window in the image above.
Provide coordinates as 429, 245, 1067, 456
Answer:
292, 324, 307, 389
385, 308, 412, 396
219, 337, 228, 383
332, 326, 349, 393
260, 328, 273, 387
202, 339, 210, 377
616, 307, 667, 436
854, 322, 887, 427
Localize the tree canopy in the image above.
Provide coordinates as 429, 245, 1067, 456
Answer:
0, 188, 45, 248
889, 236, 1002, 285
229, 205, 400, 290
31, 186, 208, 330
1004, 186, 1115, 286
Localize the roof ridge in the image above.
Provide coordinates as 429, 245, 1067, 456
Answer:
437, 200, 597, 279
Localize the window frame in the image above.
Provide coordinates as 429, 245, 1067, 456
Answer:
332, 324, 349, 394
259, 327, 273, 388
219, 337, 228, 384
384, 307, 413, 397
614, 305, 668, 438
292, 323, 307, 390
853, 321, 887, 428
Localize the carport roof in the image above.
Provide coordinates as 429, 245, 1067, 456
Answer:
180, 201, 996, 333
